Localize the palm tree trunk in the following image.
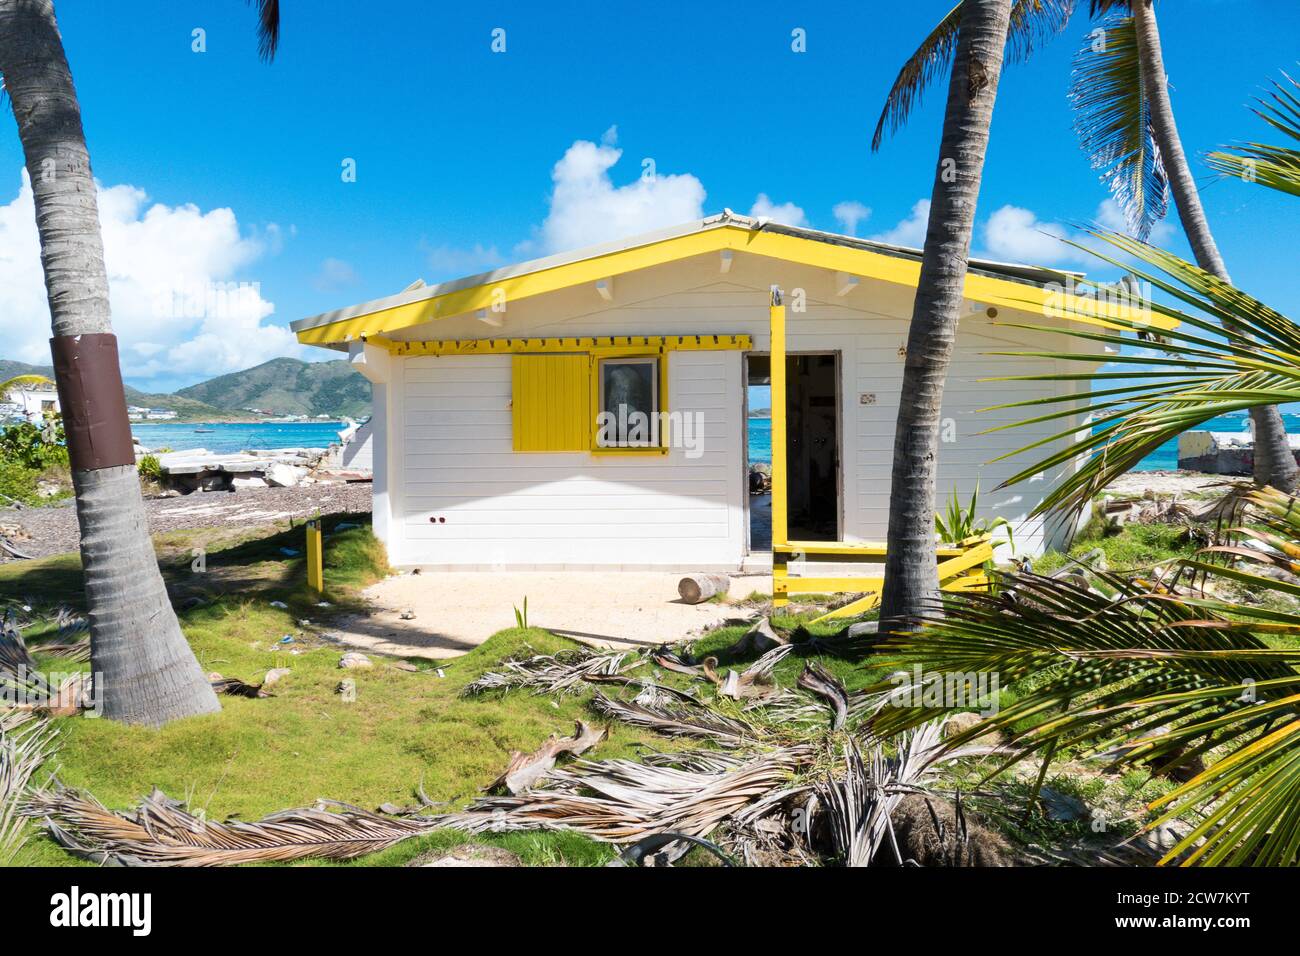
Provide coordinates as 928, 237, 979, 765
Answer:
1131, 0, 1297, 493
879, 0, 1013, 627
0, 0, 220, 726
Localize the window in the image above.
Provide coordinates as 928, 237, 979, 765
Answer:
595, 356, 661, 449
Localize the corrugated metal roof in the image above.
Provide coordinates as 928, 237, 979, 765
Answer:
291, 209, 1085, 335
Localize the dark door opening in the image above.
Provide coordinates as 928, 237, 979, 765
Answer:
746, 353, 841, 547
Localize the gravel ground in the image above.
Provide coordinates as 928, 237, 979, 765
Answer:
2, 482, 373, 559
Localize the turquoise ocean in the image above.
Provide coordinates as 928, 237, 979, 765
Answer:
745, 413, 1277, 471
134, 414, 1278, 472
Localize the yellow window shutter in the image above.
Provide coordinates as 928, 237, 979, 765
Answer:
512, 354, 590, 451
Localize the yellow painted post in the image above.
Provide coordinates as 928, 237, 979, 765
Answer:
770, 287, 789, 608
770, 288, 788, 548
306, 520, 323, 594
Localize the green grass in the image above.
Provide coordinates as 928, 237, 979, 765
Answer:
1, 518, 669, 867
1032, 521, 1198, 576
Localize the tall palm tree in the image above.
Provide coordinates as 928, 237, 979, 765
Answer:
1116, 0, 1296, 491
877, 0, 1014, 626
874, 2, 1296, 624
0, 0, 281, 726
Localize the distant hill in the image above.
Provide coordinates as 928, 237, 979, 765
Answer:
2, 356, 370, 421
177, 357, 371, 418
749, 407, 772, 419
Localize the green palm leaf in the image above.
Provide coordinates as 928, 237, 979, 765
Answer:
1069, 14, 1169, 240
865, 571, 1300, 865
1207, 71, 1300, 198
872, 0, 1076, 151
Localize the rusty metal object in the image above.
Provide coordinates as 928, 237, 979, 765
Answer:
49, 333, 135, 471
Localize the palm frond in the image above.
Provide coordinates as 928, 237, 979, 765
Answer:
1069, 14, 1169, 239
1, 722, 56, 864
867, 569, 1300, 865
250, 0, 280, 63
26, 788, 440, 866
1206, 71, 1300, 198
984, 231, 1300, 516
872, 0, 1075, 151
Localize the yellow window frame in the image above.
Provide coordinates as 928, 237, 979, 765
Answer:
588, 349, 670, 456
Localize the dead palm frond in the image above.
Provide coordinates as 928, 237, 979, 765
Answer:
816, 722, 950, 866
485, 720, 607, 795
872, 0, 1076, 152
1207, 70, 1300, 198
1070, 14, 1168, 239
435, 747, 811, 847
1, 721, 57, 864
26, 788, 442, 866
797, 662, 850, 731
590, 692, 756, 745
461, 648, 630, 697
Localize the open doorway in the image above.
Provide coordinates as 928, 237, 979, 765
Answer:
745, 353, 841, 551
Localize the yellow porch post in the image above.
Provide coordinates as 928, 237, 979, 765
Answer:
305, 520, 324, 594
769, 287, 789, 608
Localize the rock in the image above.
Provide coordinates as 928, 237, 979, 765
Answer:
265, 462, 308, 488
231, 475, 269, 489
1039, 787, 1089, 822
943, 711, 987, 739
339, 652, 373, 669
411, 845, 521, 867
263, 667, 292, 688
389, 661, 419, 672
399, 608, 416, 620
1140, 819, 1194, 856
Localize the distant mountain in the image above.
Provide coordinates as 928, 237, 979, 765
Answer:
749, 407, 772, 419
2, 357, 370, 421
177, 357, 371, 418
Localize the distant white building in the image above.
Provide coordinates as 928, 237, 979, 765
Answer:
3, 382, 59, 423
127, 406, 178, 421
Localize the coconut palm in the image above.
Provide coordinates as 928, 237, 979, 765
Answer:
865, 232, 1300, 865
0, 0, 280, 726
874, 3, 1296, 624
877, 0, 1015, 626
1206, 71, 1300, 199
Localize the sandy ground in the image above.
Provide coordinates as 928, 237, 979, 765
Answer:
1105, 470, 1241, 498
329, 570, 772, 658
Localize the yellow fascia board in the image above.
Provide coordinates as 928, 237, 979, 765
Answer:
296, 225, 1171, 346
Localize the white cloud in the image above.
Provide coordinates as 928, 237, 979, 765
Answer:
0, 171, 297, 392
980, 200, 1178, 266
832, 200, 871, 236
749, 193, 807, 227
869, 199, 931, 247
526, 128, 707, 255
982, 205, 1073, 263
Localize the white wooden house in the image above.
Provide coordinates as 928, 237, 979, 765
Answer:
293, 212, 1159, 570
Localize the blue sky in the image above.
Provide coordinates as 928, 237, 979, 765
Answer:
1, 0, 1297, 392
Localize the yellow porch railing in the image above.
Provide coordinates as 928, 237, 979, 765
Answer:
766, 286, 993, 623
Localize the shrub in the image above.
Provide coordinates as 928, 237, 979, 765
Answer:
0, 458, 38, 504
137, 454, 162, 481
0, 413, 68, 471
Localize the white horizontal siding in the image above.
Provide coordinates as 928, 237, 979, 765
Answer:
395, 350, 744, 567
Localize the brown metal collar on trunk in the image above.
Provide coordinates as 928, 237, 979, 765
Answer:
49, 333, 137, 471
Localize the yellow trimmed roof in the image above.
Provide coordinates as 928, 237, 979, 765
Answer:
292, 211, 1174, 348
